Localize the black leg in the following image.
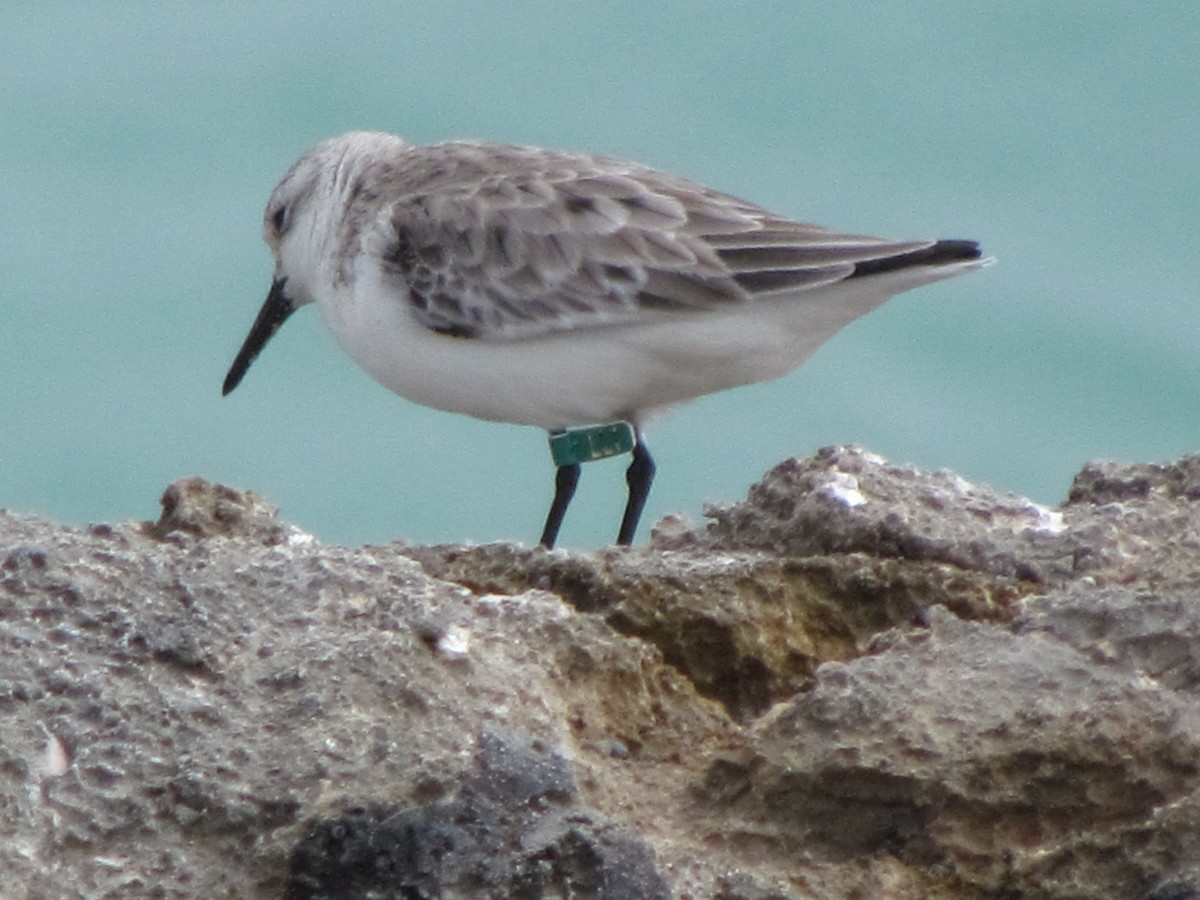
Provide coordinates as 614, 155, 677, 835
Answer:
540, 463, 580, 548
616, 438, 655, 546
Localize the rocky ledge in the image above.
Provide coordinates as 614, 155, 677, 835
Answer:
4, 446, 1200, 899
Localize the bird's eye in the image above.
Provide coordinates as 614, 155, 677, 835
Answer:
270, 204, 288, 235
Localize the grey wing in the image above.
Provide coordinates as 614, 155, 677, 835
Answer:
381, 162, 934, 340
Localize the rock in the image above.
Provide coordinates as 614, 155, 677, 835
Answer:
285, 728, 670, 899
3, 447, 1200, 898
684, 445, 1200, 590
402, 544, 1029, 721
703, 606, 1200, 894
687, 445, 1073, 582
1067, 457, 1200, 505
142, 476, 299, 545
0, 496, 723, 898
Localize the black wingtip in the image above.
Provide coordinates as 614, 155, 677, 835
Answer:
850, 239, 983, 279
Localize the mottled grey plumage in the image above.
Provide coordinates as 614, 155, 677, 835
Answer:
346, 142, 936, 340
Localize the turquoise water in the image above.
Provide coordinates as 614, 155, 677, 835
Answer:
3, 3, 1198, 548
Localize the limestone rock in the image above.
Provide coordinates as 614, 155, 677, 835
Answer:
4, 447, 1200, 898
402, 544, 1029, 722
702, 606, 1200, 895
0, 499, 724, 898
687, 445, 1073, 582
685, 444, 1200, 590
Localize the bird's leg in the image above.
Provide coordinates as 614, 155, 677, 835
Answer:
616, 437, 655, 546
540, 462, 580, 548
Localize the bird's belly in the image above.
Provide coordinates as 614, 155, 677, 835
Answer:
316, 275, 902, 430
319, 298, 814, 430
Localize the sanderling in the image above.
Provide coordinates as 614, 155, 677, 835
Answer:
223, 131, 991, 548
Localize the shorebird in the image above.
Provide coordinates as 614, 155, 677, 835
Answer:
223, 132, 990, 547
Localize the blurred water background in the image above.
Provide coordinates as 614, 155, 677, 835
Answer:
3, 3, 1198, 548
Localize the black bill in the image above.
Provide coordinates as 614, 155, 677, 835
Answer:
222, 278, 296, 396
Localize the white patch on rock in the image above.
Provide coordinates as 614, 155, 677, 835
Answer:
286, 530, 316, 548
438, 624, 473, 657
819, 471, 867, 508
1024, 503, 1067, 535
40, 729, 69, 778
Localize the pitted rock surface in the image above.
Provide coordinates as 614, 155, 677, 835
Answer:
5, 448, 1200, 898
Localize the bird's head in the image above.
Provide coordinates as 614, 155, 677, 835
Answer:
222, 132, 408, 396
